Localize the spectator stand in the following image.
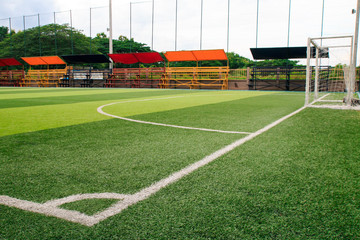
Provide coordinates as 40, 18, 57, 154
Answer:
162, 49, 229, 90
20, 56, 67, 87
0, 58, 24, 87
249, 47, 328, 91
61, 55, 111, 88
106, 52, 165, 88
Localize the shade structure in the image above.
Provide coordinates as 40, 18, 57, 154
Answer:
0, 58, 23, 66
108, 52, 164, 64
192, 50, 228, 61
61, 55, 110, 64
108, 53, 139, 64
250, 47, 329, 60
21, 56, 66, 65
134, 52, 164, 64
164, 51, 196, 62
164, 49, 228, 62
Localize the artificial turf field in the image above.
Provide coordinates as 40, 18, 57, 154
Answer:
0, 87, 359, 239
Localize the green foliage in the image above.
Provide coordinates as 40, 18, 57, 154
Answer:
254, 58, 300, 67
0, 25, 151, 60
227, 52, 253, 68
0, 26, 9, 42
0, 24, 97, 58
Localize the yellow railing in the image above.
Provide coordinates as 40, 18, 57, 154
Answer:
161, 67, 229, 90
21, 68, 68, 87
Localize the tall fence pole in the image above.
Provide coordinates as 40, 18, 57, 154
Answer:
256, 0, 259, 48
287, 0, 291, 47
151, 0, 154, 50
9, 17, 12, 56
227, 0, 230, 52
200, 0, 203, 50
23, 16, 26, 57
54, 12, 58, 55
90, 8, 92, 54
38, 14, 42, 56
353, 0, 360, 91
70, 10, 74, 55
109, 0, 113, 69
175, 0, 178, 51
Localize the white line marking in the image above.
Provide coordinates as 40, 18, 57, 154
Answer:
309, 93, 360, 110
0, 105, 306, 227
97, 96, 251, 135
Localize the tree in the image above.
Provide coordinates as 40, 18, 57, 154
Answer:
227, 52, 253, 68
0, 24, 98, 59
254, 59, 300, 68
0, 26, 9, 42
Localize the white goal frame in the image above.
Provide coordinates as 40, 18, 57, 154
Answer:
305, 35, 356, 108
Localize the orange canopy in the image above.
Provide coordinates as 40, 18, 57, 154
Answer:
164, 49, 228, 62
21, 56, 66, 66
192, 50, 228, 61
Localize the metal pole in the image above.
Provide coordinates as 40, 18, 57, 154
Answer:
200, 0, 203, 50
9, 18, 12, 56
130, 3, 132, 40
54, 12, 57, 55
90, 8, 92, 54
321, 0, 325, 38
109, 0, 113, 69
353, 0, 360, 91
314, 48, 319, 100
70, 10, 74, 55
287, 0, 291, 47
227, 0, 230, 52
305, 38, 311, 105
175, 0, 178, 51
38, 14, 42, 56
151, 0, 154, 50
23, 16, 26, 57
256, 0, 259, 48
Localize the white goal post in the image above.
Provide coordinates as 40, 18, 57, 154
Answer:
305, 35, 359, 110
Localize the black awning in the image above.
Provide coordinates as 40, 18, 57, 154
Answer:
250, 47, 329, 60
61, 54, 110, 64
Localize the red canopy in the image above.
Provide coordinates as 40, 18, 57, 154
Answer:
108, 52, 164, 64
134, 52, 164, 64
0, 58, 23, 66
108, 53, 139, 64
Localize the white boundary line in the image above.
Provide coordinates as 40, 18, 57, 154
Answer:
308, 93, 360, 110
97, 96, 251, 135
0, 104, 306, 227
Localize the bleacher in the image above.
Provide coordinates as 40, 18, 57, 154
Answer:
161, 50, 229, 90
0, 58, 24, 87
61, 55, 111, 87
20, 56, 67, 87
106, 52, 165, 88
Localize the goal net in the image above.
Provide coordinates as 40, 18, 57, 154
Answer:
305, 35, 360, 110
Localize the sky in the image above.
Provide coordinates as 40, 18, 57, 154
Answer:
0, 0, 357, 61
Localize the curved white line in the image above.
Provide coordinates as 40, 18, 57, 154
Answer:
97, 97, 251, 135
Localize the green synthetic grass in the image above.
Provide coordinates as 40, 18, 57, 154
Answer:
62, 199, 120, 216
0, 88, 359, 239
